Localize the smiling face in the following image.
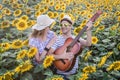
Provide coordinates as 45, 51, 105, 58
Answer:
60, 20, 72, 34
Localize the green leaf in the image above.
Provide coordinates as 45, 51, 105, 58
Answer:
20, 72, 33, 80
33, 64, 44, 73
44, 69, 53, 76
102, 39, 111, 43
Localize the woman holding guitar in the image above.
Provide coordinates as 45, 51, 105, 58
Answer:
48, 15, 93, 80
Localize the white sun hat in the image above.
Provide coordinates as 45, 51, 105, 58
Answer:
32, 15, 55, 30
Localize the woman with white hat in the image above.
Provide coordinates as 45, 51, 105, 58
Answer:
29, 15, 57, 65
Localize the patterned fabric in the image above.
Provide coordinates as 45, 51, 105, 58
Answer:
29, 30, 54, 54
51, 35, 79, 75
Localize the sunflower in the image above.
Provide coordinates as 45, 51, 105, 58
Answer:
12, 18, 19, 27
1, 43, 10, 50
78, 73, 88, 80
22, 39, 29, 46
50, 21, 56, 29
16, 50, 27, 60
43, 55, 55, 68
44, 5, 48, 11
47, 11, 54, 18
40, 8, 45, 14
25, 8, 31, 15
107, 61, 120, 71
11, 39, 23, 49
92, 36, 98, 44
27, 47, 37, 58
0, 76, 2, 80
35, 10, 41, 18
16, 19, 28, 31
49, 1, 54, 6
59, 13, 65, 20
20, 15, 29, 21
73, 27, 83, 35
54, 4, 60, 10
1, 20, 10, 28
84, 50, 92, 61
27, 20, 33, 28
98, 25, 105, 30
98, 56, 107, 67
0, 13, 3, 19
3, 71, 14, 80
13, 9, 22, 17
12, 3, 19, 9
5, 8, 11, 16
34, 5, 40, 10
0, 4, 3, 10
53, 12, 58, 18
61, 6, 66, 11
49, 75, 64, 80
83, 66, 96, 73
15, 60, 33, 73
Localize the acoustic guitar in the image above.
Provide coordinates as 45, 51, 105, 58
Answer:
53, 10, 103, 71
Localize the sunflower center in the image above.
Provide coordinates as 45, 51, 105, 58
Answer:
19, 22, 25, 27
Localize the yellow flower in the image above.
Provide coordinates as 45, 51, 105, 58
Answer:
12, 18, 19, 27
92, 36, 98, 44
13, 9, 22, 17
23, 39, 29, 46
49, 1, 54, 6
3, 71, 14, 80
40, 8, 45, 14
53, 12, 58, 18
59, 13, 65, 20
98, 56, 107, 67
50, 21, 56, 29
98, 25, 105, 30
47, 11, 54, 18
16, 20, 28, 31
35, 10, 41, 18
1, 20, 10, 28
25, 8, 31, 15
0, 4, 3, 10
43, 55, 55, 68
107, 61, 120, 71
73, 27, 83, 35
84, 50, 92, 61
78, 73, 88, 80
55, 4, 60, 10
12, 39, 23, 49
20, 60, 33, 73
16, 50, 27, 60
20, 15, 29, 21
1, 43, 10, 50
5, 8, 11, 16
83, 66, 96, 73
0, 76, 3, 80
27, 47, 37, 58
15, 60, 33, 73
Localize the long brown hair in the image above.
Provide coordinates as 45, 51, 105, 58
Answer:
30, 29, 45, 38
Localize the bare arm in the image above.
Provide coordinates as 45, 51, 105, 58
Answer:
39, 33, 57, 61
79, 21, 92, 46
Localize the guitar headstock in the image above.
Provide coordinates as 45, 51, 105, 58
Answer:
90, 10, 103, 22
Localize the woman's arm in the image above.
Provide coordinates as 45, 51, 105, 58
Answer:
39, 33, 57, 61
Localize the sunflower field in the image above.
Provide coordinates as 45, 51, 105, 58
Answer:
0, 0, 120, 80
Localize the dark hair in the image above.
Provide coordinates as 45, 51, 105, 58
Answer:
60, 18, 72, 25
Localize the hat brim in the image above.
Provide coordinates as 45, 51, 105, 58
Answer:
32, 19, 55, 30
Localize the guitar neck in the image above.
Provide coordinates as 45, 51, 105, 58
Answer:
67, 10, 102, 50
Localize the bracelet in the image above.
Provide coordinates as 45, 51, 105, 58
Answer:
44, 47, 50, 52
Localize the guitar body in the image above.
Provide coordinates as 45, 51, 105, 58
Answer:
53, 37, 82, 71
